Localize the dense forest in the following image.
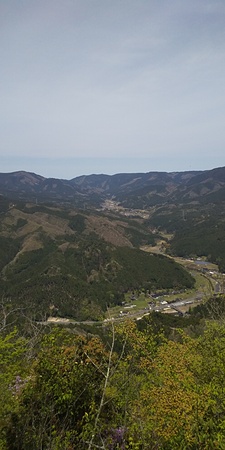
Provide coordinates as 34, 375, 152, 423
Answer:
147, 203, 225, 272
2, 312, 225, 449
0, 200, 194, 323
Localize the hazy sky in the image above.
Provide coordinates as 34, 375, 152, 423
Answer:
1, 0, 225, 179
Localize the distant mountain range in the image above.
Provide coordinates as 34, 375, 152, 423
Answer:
0, 166, 225, 208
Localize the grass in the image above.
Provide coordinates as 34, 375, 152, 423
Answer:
107, 292, 149, 319
107, 266, 216, 319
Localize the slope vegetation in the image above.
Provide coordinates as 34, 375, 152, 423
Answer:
0, 200, 194, 321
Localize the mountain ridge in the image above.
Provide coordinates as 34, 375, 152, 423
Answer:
1, 166, 224, 208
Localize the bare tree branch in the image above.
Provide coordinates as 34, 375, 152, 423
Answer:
87, 316, 115, 450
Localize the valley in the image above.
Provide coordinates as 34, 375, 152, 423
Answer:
0, 166, 225, 327
1, 166, 225, 449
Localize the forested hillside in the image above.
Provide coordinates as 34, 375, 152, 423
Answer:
1, 166, 225, 208
1, 166, 225, 273
147, 202, 225, 272
0, 199, 193, 323
2, 317, 225, 449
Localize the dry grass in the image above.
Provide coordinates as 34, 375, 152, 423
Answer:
86, 215, 133, 247
2, 208, 74, 238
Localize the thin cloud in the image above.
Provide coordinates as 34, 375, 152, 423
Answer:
0, 0, 225, 176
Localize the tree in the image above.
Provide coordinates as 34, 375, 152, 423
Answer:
0, 329, 27, 449
6, 328, 112, 449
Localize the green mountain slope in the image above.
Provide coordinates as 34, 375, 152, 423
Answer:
0, 201, 194, 322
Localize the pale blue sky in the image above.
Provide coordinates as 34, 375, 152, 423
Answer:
1, 0, 225, 179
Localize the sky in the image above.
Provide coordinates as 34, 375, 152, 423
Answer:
1, 0, 225, 179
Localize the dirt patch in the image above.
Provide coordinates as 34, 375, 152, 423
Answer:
2, 208, 74, 238
20, 233, 43, 252
86, 216, 133, 247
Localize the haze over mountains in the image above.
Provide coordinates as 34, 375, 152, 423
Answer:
0, 166, 225, 208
